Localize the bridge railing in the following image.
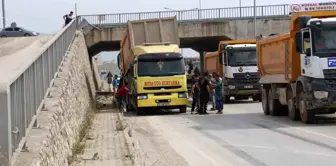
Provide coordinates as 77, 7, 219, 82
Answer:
0, 20, 77, 165
79, 4, 289, 26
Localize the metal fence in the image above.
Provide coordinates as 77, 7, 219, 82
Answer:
0, 20, 77, 166
80, 4, 289, 26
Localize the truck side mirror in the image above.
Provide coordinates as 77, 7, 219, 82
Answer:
295, 32, 302, 53
219, 52, 223, 65
117, 53, 121, 69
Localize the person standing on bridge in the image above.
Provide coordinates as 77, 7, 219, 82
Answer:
63, 11, 74, 27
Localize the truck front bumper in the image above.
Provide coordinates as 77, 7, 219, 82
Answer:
137, 92, 188, 108
225, 79, 261, 96
306, 79, 336, 110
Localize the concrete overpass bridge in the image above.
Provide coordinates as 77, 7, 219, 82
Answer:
0, 4, 291, 166
80, 4, 290, 56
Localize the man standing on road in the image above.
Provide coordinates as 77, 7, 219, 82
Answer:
63, 11, 74, 27
198, 72, 211, 114
209, 73, 217, 111
214, 73, 224, 114
113, 75, 119, 93
190, 74, 200, 114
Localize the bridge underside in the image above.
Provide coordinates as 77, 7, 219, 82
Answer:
84, 16, 290, 58
87, 35, 230, 58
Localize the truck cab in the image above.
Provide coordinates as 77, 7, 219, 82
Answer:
219, 40, 261, 102
295, 16, 336, 83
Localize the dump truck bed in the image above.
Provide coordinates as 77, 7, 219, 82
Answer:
204, 51, 221, 76
257, 33, 299, 83
120, 17, 179, 75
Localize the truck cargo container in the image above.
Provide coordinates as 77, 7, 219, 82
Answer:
207, 40, 260, 103
258, 3, 336, 123
117, 17, 188, 115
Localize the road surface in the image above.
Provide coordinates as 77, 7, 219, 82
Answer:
125, 100, 336, 166
0, 36, 51, 81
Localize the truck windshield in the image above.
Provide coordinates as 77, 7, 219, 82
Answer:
138, 57, 185, 77
228, 49, 257, 66
314, 28, 336, 53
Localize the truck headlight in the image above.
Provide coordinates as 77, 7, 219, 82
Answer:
228, 85, 235, 89
178, 92, 188, 98
137, 94, 148, 100
313, 91, 328, 99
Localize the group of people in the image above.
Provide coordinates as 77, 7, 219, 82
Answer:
190, 72, 224, 115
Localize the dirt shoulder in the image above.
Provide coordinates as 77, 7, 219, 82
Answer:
123, 113, 189, 166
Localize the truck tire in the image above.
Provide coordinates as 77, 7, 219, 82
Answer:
261, 87, 269, 115
288, 98, 300, 121
224, 95, 230, 103
268, 89, 282, 116
136, 107, 145, 115
252, 94, 261, 102
298, 90, 315, 124
180, 106, 187, 113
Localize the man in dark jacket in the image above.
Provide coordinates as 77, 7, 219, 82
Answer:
190, 74, 200, 114
63, 11, 74, 26
198, 72, 211, 114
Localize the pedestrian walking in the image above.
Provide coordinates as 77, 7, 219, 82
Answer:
113, 75, 119, 93
190, 74, 200, 114
198, 72, 211, 114
213, 73, 224, 114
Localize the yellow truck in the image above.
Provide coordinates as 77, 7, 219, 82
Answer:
258, 3, 336, 123
117, 17, 188, 115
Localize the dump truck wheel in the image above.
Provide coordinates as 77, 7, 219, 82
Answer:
224, 95, 230, 103
261, 88, 269, 115
299, 90, 315, 124
252, 94, 261, 102
288, 98, 300, 121
268, 89, 282, 116
179, 106, 187, 113
136, 107, 145, 115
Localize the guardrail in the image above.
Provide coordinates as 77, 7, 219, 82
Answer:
79, 4, 289, 26
0, 20, 77, 166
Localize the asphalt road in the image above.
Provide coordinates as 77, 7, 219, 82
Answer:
126, 100, 336, 166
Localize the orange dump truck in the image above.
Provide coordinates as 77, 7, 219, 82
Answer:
117, 17, 188, 115
204, 40, 260, 103
258, 3, 336, 123
204, 51, 221, 76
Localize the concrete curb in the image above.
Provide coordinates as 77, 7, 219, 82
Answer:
116, 111, 136, 165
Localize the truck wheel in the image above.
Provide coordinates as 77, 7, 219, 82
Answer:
252, 95, 261, 102
224, 95, 230, 103
136, 107, 145, 115
179, 106, 187, 113
288, 98, 300, 121
261, 88, 269, 115
299, 90, 315, 124
268, 89, 282, 116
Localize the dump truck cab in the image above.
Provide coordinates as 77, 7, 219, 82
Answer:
219, 40, 261, 102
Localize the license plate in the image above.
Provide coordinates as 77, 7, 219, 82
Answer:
157, 103, 169, 106
244, 85, 253, 88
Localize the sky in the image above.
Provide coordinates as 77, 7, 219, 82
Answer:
2, 0, 326, 61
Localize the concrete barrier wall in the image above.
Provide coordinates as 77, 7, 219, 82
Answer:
14, 31, 96, 166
